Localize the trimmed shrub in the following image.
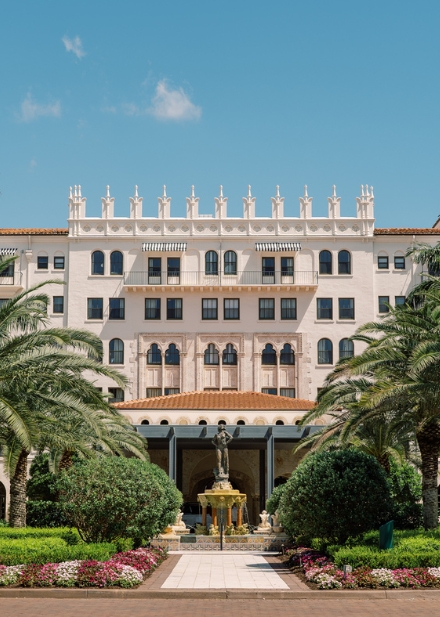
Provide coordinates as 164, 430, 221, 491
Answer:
57, 458, 182, 543
331, 545, 440, 569
0, 527, 75, 539
280, 450, 392, 544
0, 537, 116, 566
26, 501, 68, 528
387, 459, 423, 529
26, 454, 68, 527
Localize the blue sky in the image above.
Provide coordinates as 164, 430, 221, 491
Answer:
1, 0, 440, 228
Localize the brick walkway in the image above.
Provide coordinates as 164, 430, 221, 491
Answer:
2, 597, 440, 617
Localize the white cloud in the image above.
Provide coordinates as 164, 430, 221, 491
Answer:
148, 80, 201, 121
29, 158, 37, 170
122, 103, 141, 116
62, 35, 85, 59
19, 93, 61, 122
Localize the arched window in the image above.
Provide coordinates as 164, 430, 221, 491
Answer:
91, 250, 104, 275
338, 250, 351, 275
110, 251, 123, 275
280, 343, 295, 365
165, 343, 180, 365
223, 343, 237, 365
237, 420, 246, 425
318, 339, 333, 364
141, 419, 150, 425
218, 419, 227, 425
339, 338, 354, 359
275, 420, 285, 425
205, 251, 218, 275
198, 419, 208, 425
262, 343, 277, 365
160, 419, 169, 425
319, 250, 332, 275
204, 343, 219, 365
147, 343, 162, 365
224, 251, 237, 275
109, 338, 124, 364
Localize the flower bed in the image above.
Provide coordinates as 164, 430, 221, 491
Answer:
286, 547, 440, 590
0, 546, 166, 589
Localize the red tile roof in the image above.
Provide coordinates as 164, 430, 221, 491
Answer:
374, 228, 440, 235
0, 229, 68, 236
113, 390, 315, 411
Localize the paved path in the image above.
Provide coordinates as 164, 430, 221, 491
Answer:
2, 598, 440, 617
161, 553, 289, 589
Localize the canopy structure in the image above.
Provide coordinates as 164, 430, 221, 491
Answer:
142, 242, 187, 252
0, 248, 18, 256
255, 242, 301, 252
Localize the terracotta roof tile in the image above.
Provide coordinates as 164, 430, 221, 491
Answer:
374, 228, 440, 235
113, 390, 315, 411
0, 228, 68, 236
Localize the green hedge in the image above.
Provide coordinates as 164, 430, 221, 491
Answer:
0, 527, 76, 539
332, 545, 440, 569
0, 537, 116, 566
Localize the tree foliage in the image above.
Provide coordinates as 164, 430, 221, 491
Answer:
57, 458, 182, 543
279, 450, 392, 544
388, 459, 423, 529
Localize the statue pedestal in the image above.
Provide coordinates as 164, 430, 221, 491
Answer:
254, 527, 273, 535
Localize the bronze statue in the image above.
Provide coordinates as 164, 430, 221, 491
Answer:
212, 424, 233, 479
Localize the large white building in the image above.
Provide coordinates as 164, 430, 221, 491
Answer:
1, 183, 439, 521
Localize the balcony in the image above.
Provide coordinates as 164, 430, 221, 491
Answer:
123, 270, 318, 290
0, 273, 24, 297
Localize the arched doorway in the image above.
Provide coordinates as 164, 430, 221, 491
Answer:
0, 482, 6, 520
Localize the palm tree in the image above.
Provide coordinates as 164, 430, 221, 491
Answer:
302, 294, 440, 529
0, 256, 146, 526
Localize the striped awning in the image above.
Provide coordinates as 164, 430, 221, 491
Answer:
142, 242, 187, 252
0, 248, 18, 256
255, 242, 301, 252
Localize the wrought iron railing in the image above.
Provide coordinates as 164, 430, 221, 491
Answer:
124, 270, 318, 286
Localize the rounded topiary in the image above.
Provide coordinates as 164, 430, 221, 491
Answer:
57, 457, 182, 543
279, 449, 392, 544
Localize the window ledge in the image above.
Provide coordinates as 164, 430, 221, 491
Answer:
336, 319, 356, 323
314, 320, 334, 324
85, 319, 104, 323
315, 364, 334, 368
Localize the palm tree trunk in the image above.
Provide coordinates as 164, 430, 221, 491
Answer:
416, 423, 440, 530
58, 450, 74, 472
9, 449, 29, 527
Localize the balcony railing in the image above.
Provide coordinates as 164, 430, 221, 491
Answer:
124, 270, 318, 287
0, 274, 15, 286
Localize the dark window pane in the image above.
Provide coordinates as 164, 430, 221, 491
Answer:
109, 298, 125, 320
37, 256, 48, 270
378, 256, 389, 269
338, 251, 351, 274
280, 388, 295, 398
259, 298, 275, 320
318, 339, 333, 364
141, 419, 150, 425
53, 296, 64, 314
198, 420, 208, 425
91, 251, 104, 275
147, 344, 162, 365
280, 343, 294, 365
338, 298, 354, 319
87, 298, 103, 319
339, 338, 354, 359
110, 251, 123, 275
394, 256, 405, 270
223, 344, 237, 365
202, 298, 218, 320
275, 420, 285, 425
0, 264, 14, 277
165, 344, 180, 365
109, 387, 124, 402
262, 257, 275, 278
317, 298, 333, 319
395, 296, 406, 307
281, 257, 294, 276
160, 419, 169, 425
262, 388, 277, 395
164, 388, 180, 395
281, 298, 296, 320
224, 298, 239, 320
205, 251, 218, 275
146, 388, 162, 398
262, 343, 277, 365
204, 344, 219, 365
109, 338, 124, 364
379, 296, 390, 313
224, 251, 237, 275
54, 256, 65, 269
145, 298, 160, 319
167, 257, 180, 279
167, 298, 182, 319
319, 251, 332, 275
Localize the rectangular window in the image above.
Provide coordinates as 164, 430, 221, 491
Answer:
338, 298, 354, 320
317, 298, 333, 319
394, 256, 405, 270
109, 298, 125, 320
167, 298, 182, 320
395, 295, 406, 307
0, 263, 13, 277
0, 299, 8, 308
259, 298, 275, 320
148, 257, 162, 283
54, 256, 65, 269
145, 298, 161, 320
167, 257, 180, 281
262, 257, 275, 282
204, 387, 219, 391
37, 256, 48, 270
53, 296, 64, 314
378, 256, 389, 269
146, 388, 162, 398
164, 388, 180, 396
202, 298, 218, 320
262, 388, 277, 395
224, 298, 239, 320
281, 257, 294, 276
281, 298, 297, 320
108, 387, 124, 403
87, 298, 103, 320
379, 296, 390, 313
280, 388, 296, 398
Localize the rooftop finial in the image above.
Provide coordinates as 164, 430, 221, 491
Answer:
219, 185, 223, 198
276, 185, 280, 198
78, 185, 82, 197
332, 184, 337, 198
191, 185, 195, 198
365, 184, 369, 197
163, 185, 167, 198
370, 185, 374, 198
304, 185, 308, 198
247, 185, 252, 198
361, 184, 365, 197
106, 185, 110, 199
134, 185, 138, 198
74, 185, 78, 197
69, 186, 73, 198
